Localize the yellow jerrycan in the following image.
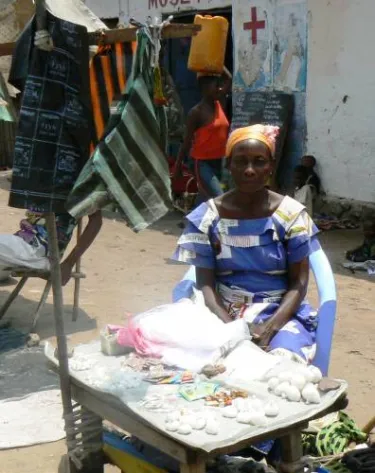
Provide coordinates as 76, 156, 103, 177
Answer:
188, 15, 229, 75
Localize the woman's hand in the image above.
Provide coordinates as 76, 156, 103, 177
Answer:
196, 267, 232, 323
251, 258, 310, 350
251, 323, 276, 350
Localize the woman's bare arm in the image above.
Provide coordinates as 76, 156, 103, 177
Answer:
252, 257, 310, 347
196, 267, 232, 323
60, 211, 103, 286
174, 109, 199, 177
270, 257, 309, 330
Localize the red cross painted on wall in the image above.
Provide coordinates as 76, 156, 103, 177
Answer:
243, 7, 266, 45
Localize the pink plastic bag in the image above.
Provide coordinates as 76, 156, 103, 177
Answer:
107, 299, 250, 371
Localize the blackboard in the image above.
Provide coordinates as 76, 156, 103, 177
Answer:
231, 91, 294, 165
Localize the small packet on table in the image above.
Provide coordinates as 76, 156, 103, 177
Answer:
158, 371, 195, 385
179, 382, 219, 402
145, 370, 195, 385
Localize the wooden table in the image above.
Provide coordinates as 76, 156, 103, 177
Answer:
64, 376, 348, 473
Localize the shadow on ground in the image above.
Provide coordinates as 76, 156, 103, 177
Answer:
103, 208, 184, 238
0, 290, 97, 338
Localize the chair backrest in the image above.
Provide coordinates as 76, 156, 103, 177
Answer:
172, 248, 337, 376
309, 247, 337, 376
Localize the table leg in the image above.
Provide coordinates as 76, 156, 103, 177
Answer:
180, 460, 206, 473
79, 407, 104, 473
279, 429, 305, 473
63, 406, 104, 473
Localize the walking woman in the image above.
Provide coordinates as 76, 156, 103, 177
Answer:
174, 68, 232, 201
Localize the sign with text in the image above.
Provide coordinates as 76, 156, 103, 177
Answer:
148, 0, 198, 8
129, 0, 230, 19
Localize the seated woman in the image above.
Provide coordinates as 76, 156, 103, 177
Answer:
172, 125, 320, 364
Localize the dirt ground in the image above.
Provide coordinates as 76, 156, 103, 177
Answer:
0, 174, 374, 473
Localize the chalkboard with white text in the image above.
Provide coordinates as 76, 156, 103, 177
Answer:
231, 91, 294, 166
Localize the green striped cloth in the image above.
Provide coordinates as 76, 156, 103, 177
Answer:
67, 27, 172, 232
302, 412, 367, 473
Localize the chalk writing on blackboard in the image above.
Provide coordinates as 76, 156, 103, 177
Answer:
231, 90, 294, 165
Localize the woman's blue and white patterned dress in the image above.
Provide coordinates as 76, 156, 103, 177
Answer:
173, 196, 321, 363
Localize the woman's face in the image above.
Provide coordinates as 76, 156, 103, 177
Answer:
230, 140, 273, 193
203, 80, 222, 101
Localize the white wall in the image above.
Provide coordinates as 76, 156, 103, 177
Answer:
306, 0, 375, 202
84, 0, 231, 22
85, 0, 374, 202
83, 0, 121, 19
128, 0, 231, 23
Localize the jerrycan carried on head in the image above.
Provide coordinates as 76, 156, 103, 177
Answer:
188, 15, 229, 75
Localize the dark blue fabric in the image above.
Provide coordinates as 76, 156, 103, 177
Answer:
0, 328, 27, 354
8, 13, 91, 213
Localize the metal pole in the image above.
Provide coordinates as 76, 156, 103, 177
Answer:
46, 213, 77, 473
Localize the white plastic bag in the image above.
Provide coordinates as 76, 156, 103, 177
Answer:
117, 296, 251, 371
0, 235, 49, 271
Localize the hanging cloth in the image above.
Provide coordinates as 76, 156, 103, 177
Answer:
89, 42, 135, 151
66, 27, 172, 232
161, 68, 185, 143
8, 13, 91, 213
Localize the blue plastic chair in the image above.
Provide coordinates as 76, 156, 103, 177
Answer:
172, 247, 336, 376
309, 248, 337, 375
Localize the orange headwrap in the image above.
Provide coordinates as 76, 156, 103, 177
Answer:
225, 124, 280, 158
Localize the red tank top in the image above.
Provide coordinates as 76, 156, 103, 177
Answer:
190, 101, 229, 160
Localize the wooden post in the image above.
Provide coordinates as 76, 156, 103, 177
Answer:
80, 407, 104, 473
0, 24, 201, 57
279, 430, 305, 473
180, 461, 206, 473
46, 213, 78, 473
72, 218, 83, 322
34, 2, 77, 468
